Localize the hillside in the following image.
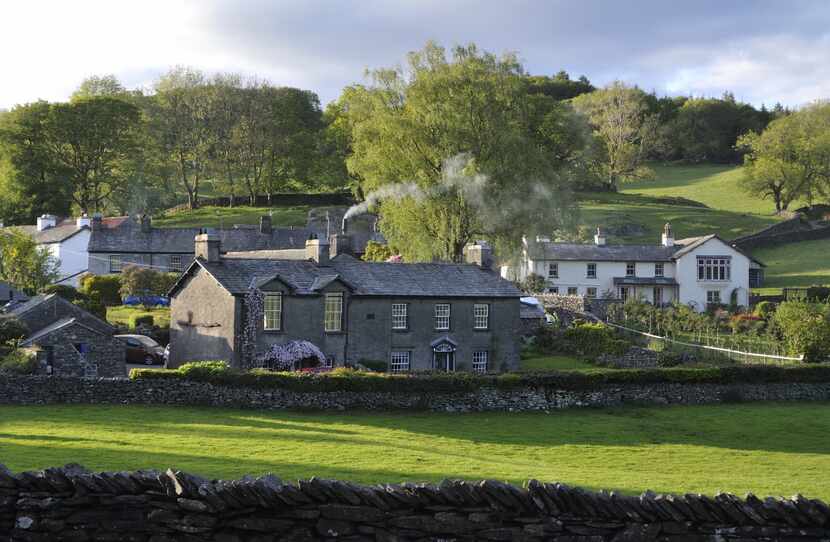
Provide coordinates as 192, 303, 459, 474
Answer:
153, 205, 311, 229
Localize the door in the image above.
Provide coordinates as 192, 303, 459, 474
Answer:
433, 351, 456, 372
653, 287, 663, 305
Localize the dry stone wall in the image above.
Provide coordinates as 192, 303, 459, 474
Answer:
2, 375, 830, 412
1, 464, 829, 541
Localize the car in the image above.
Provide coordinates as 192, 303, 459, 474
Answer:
116, 334, 166, 365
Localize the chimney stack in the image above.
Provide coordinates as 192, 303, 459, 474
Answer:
594, 226, 606, 246
306, 234, 330, 266
139, 214, 152, 234
76, 214, 91, 229
661, 222, 675, 247
464, 241, 494, 271
259, 215, 272, 234
92, 213, 103, 230
329, 232, 352, 258
36, 214, 56, 232
195, 233, 221, 263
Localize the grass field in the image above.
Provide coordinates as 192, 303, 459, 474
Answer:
752, 238, 830, 288
106, 306, 171, 329
1, 403, 829, 498
519, 353, 594, 371
153, 205, 311, 229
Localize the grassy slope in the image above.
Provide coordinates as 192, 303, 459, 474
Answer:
752, 238, 830, 288
153, 205, 311, 229
519, 353, 595, 371
106, 306, 171, 329
2, 403, 829, 498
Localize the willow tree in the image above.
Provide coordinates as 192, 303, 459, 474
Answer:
339, 42, 585, 262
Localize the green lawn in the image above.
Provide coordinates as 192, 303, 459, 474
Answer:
106, 306, 171, 329
153, 205, 312, 229
752, 238, 830, 288
1, 403, 829, 498
519, 353, 595, 371
621, 164, 788, 216
577, 191, 777, 244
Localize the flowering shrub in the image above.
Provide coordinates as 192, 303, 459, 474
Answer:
256, 340, 327, 371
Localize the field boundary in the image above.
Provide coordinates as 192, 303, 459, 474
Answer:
2, 464, 828, 540
164, 191, 355, 214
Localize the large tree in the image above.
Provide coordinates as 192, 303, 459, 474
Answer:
571, 82, 658, 191
340, 42, 583, 262
739, 102, 830, 212
0, 229, 59, 294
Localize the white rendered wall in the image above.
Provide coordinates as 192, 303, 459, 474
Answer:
675, 238, 751, 309
49, 230, 90, 286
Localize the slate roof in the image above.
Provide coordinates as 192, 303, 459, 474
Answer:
7, 293, 116, 335
20, 317, 104, 346
88, 218, 315, 254
4, 222, 86, 244
183, 257, 522, 298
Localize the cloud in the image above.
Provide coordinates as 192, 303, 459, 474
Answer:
1, 0, 829, 109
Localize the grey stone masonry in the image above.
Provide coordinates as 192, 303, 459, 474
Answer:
1, 464, 828, 541
2, 375, 830, 412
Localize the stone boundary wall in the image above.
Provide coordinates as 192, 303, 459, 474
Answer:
597, 346, 661, 369
1, 464, 829, 541
164, 192, 355, 214
2, 376, 830, 412
732, 216, 830, 251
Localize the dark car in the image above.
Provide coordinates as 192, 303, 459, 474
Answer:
116, 334, 166, 365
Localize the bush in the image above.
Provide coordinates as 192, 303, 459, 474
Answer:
753, 301, 776, 319
0, 316, 28, 346
79, 274, 122, 307
772, 300, 830, 362
521, 273, 546, 293
561, 323, 630, 359
40, 284, 84, 302
129, 363, 830, 393
358, 359, 388, 372
0, 349, 37, 374
532, 325, 561, 354
129, 315, 155, 328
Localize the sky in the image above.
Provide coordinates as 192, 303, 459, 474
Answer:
2, 0, 830, 110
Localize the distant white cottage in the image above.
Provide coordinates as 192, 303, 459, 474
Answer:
504, 223, 764, 310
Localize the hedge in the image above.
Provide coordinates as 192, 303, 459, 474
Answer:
130, 362, 830, 394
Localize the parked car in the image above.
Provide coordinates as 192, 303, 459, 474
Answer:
116, 334, 166, 365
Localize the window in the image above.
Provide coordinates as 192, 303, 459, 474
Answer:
697, 257, 731, 281
626, 262, 636, 277
547, 263, 558, 279
567, 287, 578, 296
391, 303, 408, 330
472, 351, 488, 373
653, 287, 663, 305
548, 287, 559, 294
619, 287, 631, 301
586, 263, 597, 278
109, 255, 123, 273
434, 303, 450, 330
655, 263, 664, 278
473, 304, 489, 330
390, 351, 410, 373
707, 290, 721, 304
324, 293, 344, 332
263, 293, 282, 331
586, 287, 597, 299
322, 355, 334, 368
169, 255, 183, 272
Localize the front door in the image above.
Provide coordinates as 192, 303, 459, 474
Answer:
433, 351, 456, 372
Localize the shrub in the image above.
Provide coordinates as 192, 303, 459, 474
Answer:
729, 313, 765, 335
753, 301, 776, 319
0, 349, 37, 374
532, 325, 561, 354
129, 315, 155, 328
561, 323, 630, 359
178, 361, 231, 380
79, 274, 122, 307
359, 359, 388, 372
772, 300, 830, 362
0, 316, 28, 346
521, 273, 546, 293
40, 284, 83, 302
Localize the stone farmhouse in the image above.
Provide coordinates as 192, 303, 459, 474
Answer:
6, 293, 126, 377
505, 223, 764, 310
1, 214, 95, 286
168, 235, 522, 372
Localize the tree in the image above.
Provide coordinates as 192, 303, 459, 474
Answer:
340, 42, 581, 262
362, 240, 395, 262
71, 75, 127, 100
739, 102, 830, 212
43, 97, 141, 213
571, 82, 658, 191
772, 299, 830, 362
0, 229, 59, 294
670, 97, 764, 163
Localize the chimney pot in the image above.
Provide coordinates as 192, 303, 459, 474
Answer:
76, 213, 91, 229
195, 233, 221, 262
661, 222, 675, 247
594, 226, 606, 246
36, 214, 56, 232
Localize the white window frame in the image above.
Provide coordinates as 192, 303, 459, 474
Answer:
707, 290, 721, 304
473, 303, 489, 330
654, 263, 664, 278
434, 303, 450, 330
391, 303, 408, 330
697, 257, 731, 281
324, 293, 344, 332
548, 286, 559, 294
626, 262, 636, 277
109, 255, 123, 273
390, 351, 411, 373
547, 263, 558, 279
586, 263, 597, 279
567, 287, 578, 296
586, 287, 597, 299
472, 351, 488, 374
263, 293, 282, 331
169, 255, 183, 272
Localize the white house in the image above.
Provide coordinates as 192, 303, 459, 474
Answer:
504, 223, 764, 310
2, 215, 92, 287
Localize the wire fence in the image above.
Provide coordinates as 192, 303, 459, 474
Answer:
603, 320, 804, 365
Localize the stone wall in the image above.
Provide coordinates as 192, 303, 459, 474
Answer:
597, 346, 661, 368
732, 215, 830, 250
3, 375, 830, 412
1, 464, 828, 541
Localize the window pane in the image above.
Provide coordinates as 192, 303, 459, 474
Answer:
434, 303, 450, 330
391, 303, 408, 330
390, 351, 410, 373
324, 293, 343, 332
472, 351, 488, 373
264, 294, 282, 331
473, 304, 489, 329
